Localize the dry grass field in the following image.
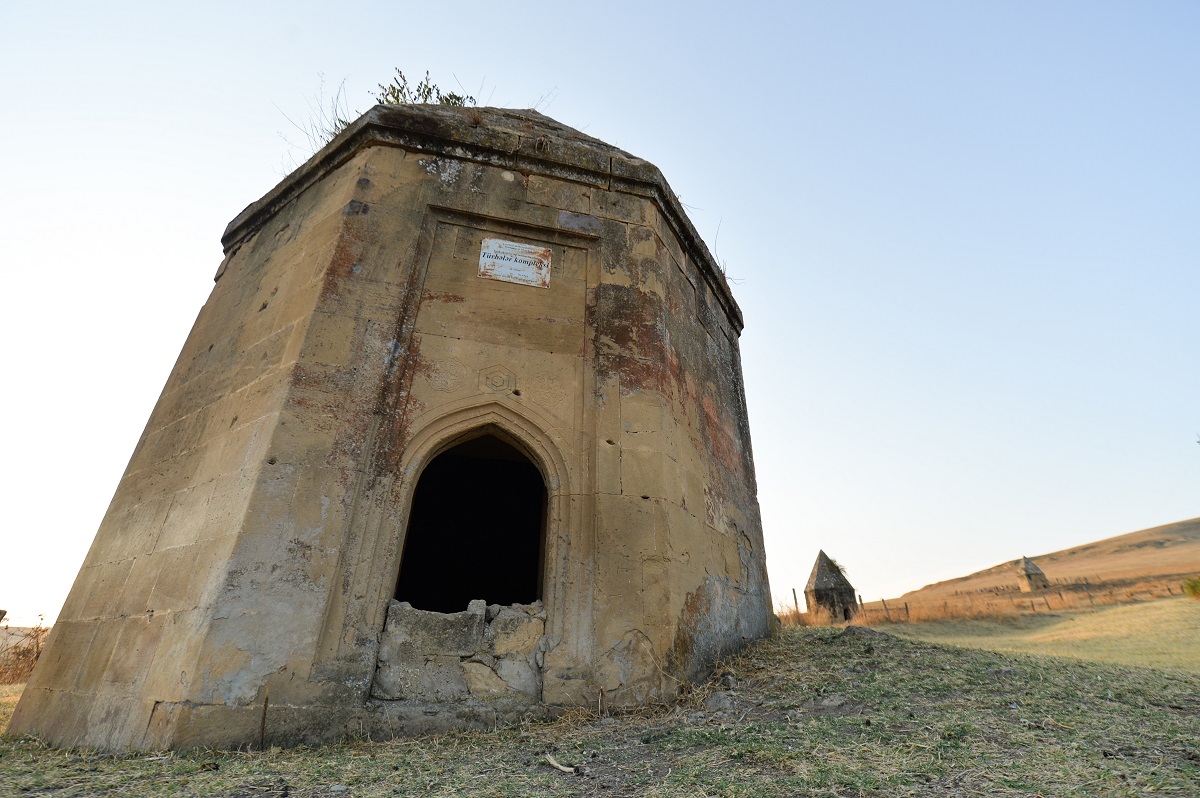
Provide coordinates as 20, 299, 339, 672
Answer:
881, 596, 1200, 674
4, 627, 1199, 797
0, 684, 21, 734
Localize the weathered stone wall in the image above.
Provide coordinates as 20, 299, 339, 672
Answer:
10, 105, 771, 751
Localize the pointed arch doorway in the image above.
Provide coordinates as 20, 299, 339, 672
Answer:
393, 433, 547, 613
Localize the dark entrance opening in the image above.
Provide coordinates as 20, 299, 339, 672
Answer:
394, 434, 546, 613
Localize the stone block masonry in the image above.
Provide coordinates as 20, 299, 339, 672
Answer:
9, 104, 772, 750
372, 600, 545, 713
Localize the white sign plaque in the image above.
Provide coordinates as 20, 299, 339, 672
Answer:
478, 238, 552, 288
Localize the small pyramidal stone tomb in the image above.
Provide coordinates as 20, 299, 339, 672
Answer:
10, 105, 772, 751
804, 550, 857, 622
1016, 556, 1051, 593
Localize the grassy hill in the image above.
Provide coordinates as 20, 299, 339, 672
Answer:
4, 626, 1199, 797
898, 517, 1200, 602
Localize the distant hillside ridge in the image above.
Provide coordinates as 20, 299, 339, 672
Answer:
899, 517, 1200, 601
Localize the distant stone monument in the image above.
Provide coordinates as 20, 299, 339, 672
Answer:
1016, 556, 1051, 592
10, 104, 771, 751
804, 550, 857, 622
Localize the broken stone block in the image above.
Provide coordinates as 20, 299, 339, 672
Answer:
375, 653, 470, 702
412, 656, 469, 702
373, 657, 419, 700
491, 607, 545, 656
495, 656, 540, 697
385, 599, 486, 656
372, 638, 424, 700
462, 661, 509, 698
377, 636, 420, 668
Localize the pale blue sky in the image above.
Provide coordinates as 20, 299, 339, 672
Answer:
2, 2, 1197, 626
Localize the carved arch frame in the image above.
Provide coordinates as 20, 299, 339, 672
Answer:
317, 395, 581, 691
384, 397, 574, 608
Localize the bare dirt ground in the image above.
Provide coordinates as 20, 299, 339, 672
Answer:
4, 626, 1198, 797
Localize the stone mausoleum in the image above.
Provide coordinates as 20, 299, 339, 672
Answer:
11, 104, 771, 750
804, 550, 857, 622
1016, 556, 1051, 592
